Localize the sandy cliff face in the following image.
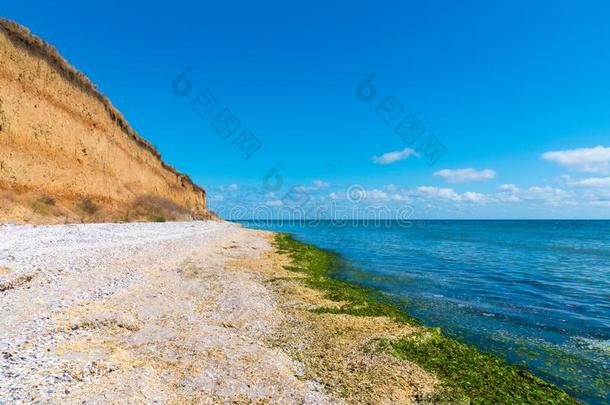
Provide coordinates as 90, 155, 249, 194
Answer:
0, 19, 214, 223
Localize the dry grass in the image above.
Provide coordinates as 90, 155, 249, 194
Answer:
38, 195, 56, 206
0, 188, 217, 223
0, 273, 34, 292
30, 195, 60, 216
1, 190, 70, 223
76, 198, 99, 215
127, 195, 193, 222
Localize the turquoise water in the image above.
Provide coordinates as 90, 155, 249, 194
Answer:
238, 220, 610, 403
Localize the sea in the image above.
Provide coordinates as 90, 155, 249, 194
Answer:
237, 220, 610, 404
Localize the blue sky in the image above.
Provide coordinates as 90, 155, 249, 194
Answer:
4, 0, 610, 219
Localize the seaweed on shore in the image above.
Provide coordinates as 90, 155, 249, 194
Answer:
274, 232, 577, 404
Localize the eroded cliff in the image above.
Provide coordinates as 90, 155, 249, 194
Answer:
0, 18, 214, 223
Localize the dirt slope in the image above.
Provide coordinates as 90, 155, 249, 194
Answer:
0, 18, 214, 223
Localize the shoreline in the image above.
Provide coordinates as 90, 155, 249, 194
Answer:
273, 232, 577, 404
0, 221, 576, 403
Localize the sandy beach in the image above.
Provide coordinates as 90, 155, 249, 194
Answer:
0, 221, 437, 404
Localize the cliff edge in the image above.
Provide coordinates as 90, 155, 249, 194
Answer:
0, 18, 215, 223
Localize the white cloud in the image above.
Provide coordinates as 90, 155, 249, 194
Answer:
567, 177, 610, 188
220, 184, 239, 192
590, 200, 610, 207
363, 189, 407, 201
413, 186, 481, 202
264, 200, 283, 207
312, 180, 330, 189
417, 186, 489, 203
498, 183, 520, 193
325, 186, 410, 203
413, 184, 572, 205
496, 184, 574, 206
209, 194, 225, 201
523, 186, 571, 201
559, 175, 610, 206
415, 186, 490, 203
295, 180, 331, 192
372, 148, 419, 165
416, 186, 462, 202
312, 181, 591, 212
390, 194, 409, 202
367, 189, 389, 200
433, 168, 496, 183
496, 184, 522, 202
300, 176, 593, 212
542, 146, 610, 173
462, 192, 490, 203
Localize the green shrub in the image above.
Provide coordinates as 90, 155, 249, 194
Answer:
149, 214, 166, 222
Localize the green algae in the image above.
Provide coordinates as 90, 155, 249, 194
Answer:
276, 233, 414, 323
275, 233, 577, 404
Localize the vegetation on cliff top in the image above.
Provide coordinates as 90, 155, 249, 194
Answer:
274, 233, 577, 404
